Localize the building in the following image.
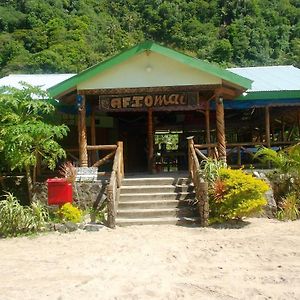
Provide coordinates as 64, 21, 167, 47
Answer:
1, 41, 300, 173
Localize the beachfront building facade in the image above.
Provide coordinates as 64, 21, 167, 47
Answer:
1, 42, 300, 173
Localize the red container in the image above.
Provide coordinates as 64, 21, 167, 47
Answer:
46, 178, 72, 205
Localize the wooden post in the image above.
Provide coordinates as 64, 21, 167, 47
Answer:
265, 106, 271, 148
147, 108, 154, 173
215, 96, 226, 162
197, 181, 209, 227
90, 106, 97, 164
205, 103, 211, 157
78, 95, 88, 167
107, 185, 115, 229
187, 137, 194, 179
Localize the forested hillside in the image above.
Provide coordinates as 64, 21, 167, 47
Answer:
0, 0, 299, 76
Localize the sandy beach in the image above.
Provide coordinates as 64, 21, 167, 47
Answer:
0, 218, 299, 300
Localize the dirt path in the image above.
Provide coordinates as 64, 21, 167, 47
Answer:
0, 218, 299, 300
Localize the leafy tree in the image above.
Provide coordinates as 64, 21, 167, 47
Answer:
0, 84, 69, 202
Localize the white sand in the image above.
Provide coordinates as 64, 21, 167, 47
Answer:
0, 218, 299, 300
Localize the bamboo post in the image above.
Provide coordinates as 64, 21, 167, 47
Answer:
107, 184, 115, 229
78, 95, 88, 167
147, 108, 154, 173
265, 106, 271, 148
205, 102, 211, 157
90, 105, 97, 164
187, 137, 194, 179
117, 141, 123, 183
197, 181, 209, 227
215, 96, 226, 162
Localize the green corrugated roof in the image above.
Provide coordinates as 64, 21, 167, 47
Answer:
48, 41, 252, 98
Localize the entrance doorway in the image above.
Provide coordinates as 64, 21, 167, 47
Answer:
117, 112, 148, 173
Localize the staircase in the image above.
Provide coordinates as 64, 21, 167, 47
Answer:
116, 174, 199, 226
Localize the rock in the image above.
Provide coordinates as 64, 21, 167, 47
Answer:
64, 222, 78, 232
252, 170, 277, 217
83, 223, 104, 232
54, 223, 68, 233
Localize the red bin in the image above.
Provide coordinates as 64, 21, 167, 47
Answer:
46, 178, 72, 205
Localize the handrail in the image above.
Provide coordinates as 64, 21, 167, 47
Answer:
107, 141, 124, 229
193, 141, 296, 166
187, 137, 209, 227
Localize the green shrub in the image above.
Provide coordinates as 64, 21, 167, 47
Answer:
276, 193, 300, 221
0, 193, 49, 237
58, 203, 83, 223
209, 168, 269, 223
199, 158, 227, 186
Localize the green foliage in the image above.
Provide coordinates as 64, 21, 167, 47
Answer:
276, 193, 300, 221
0, 192, 49, 237
255, 144, 300, 195
0, 84, 69, 200
0, 0, 299, 75
58, 203, 83, 223
210, 168, 269, 223
199, 158, 227, 186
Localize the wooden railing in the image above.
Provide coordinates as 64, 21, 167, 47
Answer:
194, 141, 295, 166
187, 137, 209, 227
66, 142, 124, 228
106, 141, 124, 229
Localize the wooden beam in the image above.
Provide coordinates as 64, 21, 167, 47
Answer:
87, 145, 117, 151
265, 106, 271, 148
78, 84, 222, 96
79, 95, 88, 167
215, 96, 226, 162
215, 87, 239, 99
205, 101, 211, 157
92, 151, 115, 168
147, 108, 154, 173
90, 106, 97, 164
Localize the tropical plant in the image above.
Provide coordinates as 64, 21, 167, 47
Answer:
199, 158, 227, 186
255, 144, 300, 218
254, 145, 300, 175
0, 84, 69, 202
209, 168, 269, 224
0, 192, 49, 237
57, 203, 83, 223
59, 161, 77, 183
276, 193, 300, 221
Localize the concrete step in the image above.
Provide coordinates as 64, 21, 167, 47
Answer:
117, 207, 196, 218
119, 191, 196, 201
120, 184, 194, 194
122, 177, 191, 186
118, 199, 195, 209
116, 216, 200, 226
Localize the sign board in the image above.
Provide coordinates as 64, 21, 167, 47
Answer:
76, 167, 98, 182
98, 92, 204, 112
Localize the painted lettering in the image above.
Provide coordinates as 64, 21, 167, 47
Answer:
144, 95, 154, 107
179, 94, 186, 105
154, 95, 166, 106
111, 98, 122, 108
131, 96, 144, 108
122, 97, 131, 108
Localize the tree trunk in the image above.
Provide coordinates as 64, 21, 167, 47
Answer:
25, 165, 33, 204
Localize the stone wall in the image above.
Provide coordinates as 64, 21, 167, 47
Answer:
33, 180, 108, 210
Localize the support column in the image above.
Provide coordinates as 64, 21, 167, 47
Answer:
147, 108, 154, 173
78, 95, 88, 167
205, 102, 211, 157
90, 106, 97, 164
215, 96, 226, 162
265, 106, 271, 148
